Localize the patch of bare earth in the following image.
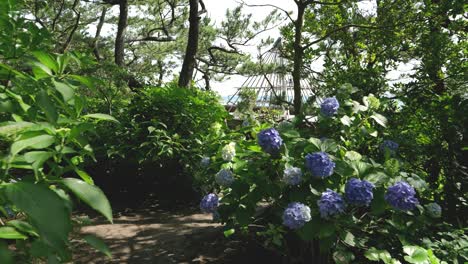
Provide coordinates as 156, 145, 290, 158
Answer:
72, 204, 280, 264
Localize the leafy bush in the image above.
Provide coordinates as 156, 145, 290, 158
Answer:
0, 3, 113, 261
198, 92, 464, 263
87, 84, 228, 201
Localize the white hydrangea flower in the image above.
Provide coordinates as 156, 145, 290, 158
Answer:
282, 167, 303, 185
221, 142, 236, 161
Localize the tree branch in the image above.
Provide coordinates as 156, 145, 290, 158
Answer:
237, 0, 294, 23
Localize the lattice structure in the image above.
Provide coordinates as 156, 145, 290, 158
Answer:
226, 38, 315, 109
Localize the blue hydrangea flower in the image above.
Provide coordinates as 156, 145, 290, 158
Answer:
425, 202, 442, 218
221, 142, 236, 161
345, 178, 375, 206
385, 181, 419, 211
258, 128, 283, 155
317, 189, 346, 219
200, 156, 211, 167
215, 169, 235, 187
282, 202, 311, 229
200, 193, 219, 213
305, 152, 335, 178
381, 140, 399, 153
321, 97, 340, 116
283, 167, 303, 185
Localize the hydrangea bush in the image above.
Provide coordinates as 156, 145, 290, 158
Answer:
197, 90, 447, 263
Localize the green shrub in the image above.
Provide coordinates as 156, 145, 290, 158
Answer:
88, 84, 228, 200
198, 91, 464, 263
0, 3, 113, 261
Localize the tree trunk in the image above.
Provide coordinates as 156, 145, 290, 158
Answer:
292, 3, 306, 114
178, 0, 200, 88
115, 0, 128, 66
92, 7, 107, 61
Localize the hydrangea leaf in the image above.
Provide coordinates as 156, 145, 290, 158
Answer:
83, 234, 112, 258
60, 178, 113, 223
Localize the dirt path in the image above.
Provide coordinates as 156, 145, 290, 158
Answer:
73, 203, 280, 264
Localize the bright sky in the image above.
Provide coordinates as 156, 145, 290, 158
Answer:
199, 0, 293, 98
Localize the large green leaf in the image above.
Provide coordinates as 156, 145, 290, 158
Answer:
0, 121, 35, 137
83, 234, 112, 258
403, 246, 429, 263
4, 182, 71, 253
60, 178, 112, 223
24, 151, 54, 170
83, 113, 119, 123
32, 51, 58, 73
37, 90, 58, 123
7, 220, 39, 237
53, 80, 75, 103
10, 134, 55, 155
0, 226, 27, 239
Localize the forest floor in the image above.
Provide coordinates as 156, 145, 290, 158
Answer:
72, 199, 281, 264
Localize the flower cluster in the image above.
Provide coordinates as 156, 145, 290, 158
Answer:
305, 152, 335, 178
200, 156, 211, 167
321, 97, 340, 116
317, 189, 346, 219
257, 128, 283, 155
282, 202, 311, 229
381, 140, 399, 153
345, 178, 375, 206
385, 181, 419, 211
215, 169, 235, 187
221, 142, 236, 161
282, 167, 303, 185
425, 202, 442, 218
200, 193, 219, 213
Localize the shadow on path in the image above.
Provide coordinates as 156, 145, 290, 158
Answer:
73, 204, 281, 264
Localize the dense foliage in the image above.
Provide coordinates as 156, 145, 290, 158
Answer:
197, 91, 467, 263
0, 0, 466, 263
0, 2, 113, 262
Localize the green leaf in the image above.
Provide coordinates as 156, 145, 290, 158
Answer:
0, 226, 27, 239
60, 178, 112, 223
282, 130, 300, 138
307, 137, 322, 151
223, 228, 235, 237
7, 220, 39, 237
365, 171, 389, 186
345, 151, 362, 161
333, 249, 355, 264
370, 113, 387, 127
83, 234, 112, 258
83, 113, 119, 123
364, 247, 392, 262
32, 51, 58, 73
11, 134, 55, 155
37, 90, 58, 123
5, 182, 71, 253
24, 151, 54, 170
403, 246, 429, 263
342, 231, 356, 247
53, 80, 75, 102
75, 169, 94, 185
0, 121, 35, 137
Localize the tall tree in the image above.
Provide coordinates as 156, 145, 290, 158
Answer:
115, 0, 128, 66
178, 0, 204, 87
